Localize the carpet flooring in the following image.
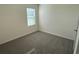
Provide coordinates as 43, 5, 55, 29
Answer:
0, 31, 73, 54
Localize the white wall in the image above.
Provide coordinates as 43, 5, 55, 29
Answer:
39, 4, 79, 40
0, 4, 39, 44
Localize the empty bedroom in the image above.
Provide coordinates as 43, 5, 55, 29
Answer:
0, 4, 79, 54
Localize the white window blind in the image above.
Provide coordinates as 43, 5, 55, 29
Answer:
27, 8, 36, 26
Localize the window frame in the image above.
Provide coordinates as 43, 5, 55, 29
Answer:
26, 8, 36, 27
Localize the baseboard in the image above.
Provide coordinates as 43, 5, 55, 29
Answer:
0, 30, 38, 45
39, 30, 73, 40
0, 29, 73, 45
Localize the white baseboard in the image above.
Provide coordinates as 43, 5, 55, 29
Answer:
0, 29, 73, 45
0, 30, 38, 45
40, 30, 73, 40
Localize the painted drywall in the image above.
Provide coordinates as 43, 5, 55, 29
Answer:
0, 4, 39, 44
39, 4, 79, 40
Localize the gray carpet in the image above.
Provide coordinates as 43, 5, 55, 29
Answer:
0, 31, 73, 54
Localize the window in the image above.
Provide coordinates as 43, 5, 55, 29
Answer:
27, 8, 36, 26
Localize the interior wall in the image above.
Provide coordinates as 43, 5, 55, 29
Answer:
0, 4, 39, 44
39, 4, 79, 40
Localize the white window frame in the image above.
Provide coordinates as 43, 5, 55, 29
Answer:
26, 8, 36, 26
